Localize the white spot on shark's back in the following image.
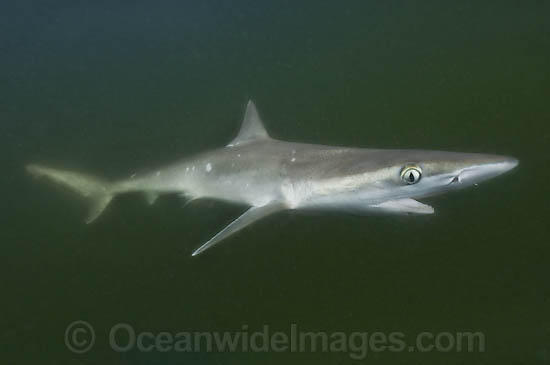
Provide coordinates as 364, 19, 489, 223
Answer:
206, 163, 212, 172
291, 157, 296, 162
156, 171, 161, 177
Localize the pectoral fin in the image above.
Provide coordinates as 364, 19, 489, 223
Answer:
371, 199, 434, 214
191, 202, 285, 257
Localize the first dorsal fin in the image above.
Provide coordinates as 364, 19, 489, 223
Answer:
227, 100, 270, 146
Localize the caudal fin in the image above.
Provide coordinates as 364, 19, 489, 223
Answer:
26, 164, 115, 223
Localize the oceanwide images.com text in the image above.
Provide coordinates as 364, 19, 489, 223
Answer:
65, 321, 486, 359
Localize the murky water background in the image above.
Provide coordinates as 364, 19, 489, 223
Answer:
1, 1, 549, 364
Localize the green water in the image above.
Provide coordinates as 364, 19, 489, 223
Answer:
2, 1, 549, 364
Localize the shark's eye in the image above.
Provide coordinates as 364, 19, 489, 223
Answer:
401, 166, 422, 184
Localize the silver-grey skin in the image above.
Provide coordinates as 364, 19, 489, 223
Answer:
27, 101, 518, 256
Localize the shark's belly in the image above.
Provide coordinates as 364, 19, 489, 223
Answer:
200, 177, 282, 206
181, 163, 285, 207
280, 174, 392, 211
169, 144, 289, 206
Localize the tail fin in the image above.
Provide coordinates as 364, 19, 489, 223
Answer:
26, 164, 114, 223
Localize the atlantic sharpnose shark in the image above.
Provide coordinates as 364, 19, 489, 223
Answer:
27, 101, 518, 256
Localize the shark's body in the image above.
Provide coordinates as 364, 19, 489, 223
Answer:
27, 101, 518, 256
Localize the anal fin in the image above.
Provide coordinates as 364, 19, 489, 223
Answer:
191, 202, 285, 257
86, 194, 113, 223
144, 192, 159, 205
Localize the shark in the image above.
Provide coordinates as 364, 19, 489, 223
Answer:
27, 101, 518, 256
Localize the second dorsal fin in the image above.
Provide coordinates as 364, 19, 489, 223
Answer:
228, 100, 270, 146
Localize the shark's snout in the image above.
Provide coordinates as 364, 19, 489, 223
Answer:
503, 157, 519, 171
456, 156, 518, 185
